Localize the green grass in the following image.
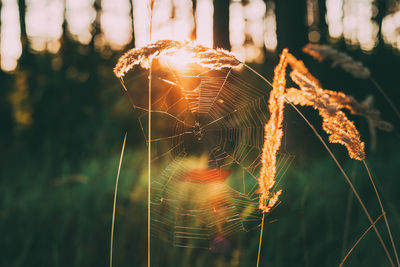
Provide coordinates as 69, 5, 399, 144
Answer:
1, 133, 399, 266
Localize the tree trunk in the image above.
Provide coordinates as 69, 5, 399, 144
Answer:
0, 0, 2, 65
129, 0, 135, 48
90, 0, 102, 50
318, 0, 328, 44
275, 0, 307, 53
213, 0, 230, 50
18, 0, 27, 50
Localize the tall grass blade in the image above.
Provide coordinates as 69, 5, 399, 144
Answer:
148, 65, 152, 267
286, 101, 394, 267
244, 61, 395, 266
256, 213, 265, 267
340, 214, 383, 267
110, 132, 127, 267
370, 77, 400, 124
148, 2, 154, 265
363, 160, 400, 266
341, 162, 358, 257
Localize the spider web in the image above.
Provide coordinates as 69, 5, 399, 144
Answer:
120, 60, 294, 249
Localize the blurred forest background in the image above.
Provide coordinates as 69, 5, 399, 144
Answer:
1, 0, 400, 266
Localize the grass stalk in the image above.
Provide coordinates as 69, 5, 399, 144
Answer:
286, 101, 394, 267
340, 214, 384, 267
301, 188, 310, 267
243, 64, 394, 266
147, 65, 152, 267
363, 160, 400, 266
370, 77, 400, 123
256, 213, 265, 267
341, 162, 358, 257
148, 2, 154, 266
110, 132, 127, 267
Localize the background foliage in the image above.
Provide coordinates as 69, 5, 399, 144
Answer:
1, 0, 400, 266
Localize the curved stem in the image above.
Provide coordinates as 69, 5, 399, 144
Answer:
110, 133, 127, 267
243, 63, 273, 87
363, 160, 400, 266
286, 101, 394, 267
341, 162, 358, 257
243, 64, 394, 265
370, 77, 400, 123
340, 214, 383, 267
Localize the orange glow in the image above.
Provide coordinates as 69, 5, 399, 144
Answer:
286, 66, 366, 160
180, 169, 231, 183
258, 49, 288, 213
258, 49, 375, 212
114, 40, 241, 78
132, 0, 195, 48
9, 72, 32, 126
159, 48, 195, 72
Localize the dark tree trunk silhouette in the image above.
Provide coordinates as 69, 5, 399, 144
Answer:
276, 0, 308, 53
0, 1, 2, 65
18, 0, 27, 50
90, 0, 102, 50
213, 0, 230, 50
129, 0, 135, 47
375, 0, 387, 50
318, 0, 328, 44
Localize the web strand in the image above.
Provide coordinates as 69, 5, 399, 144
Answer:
121, 64, 293, 249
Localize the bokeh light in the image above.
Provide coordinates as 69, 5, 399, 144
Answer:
101, 0, 132, 50
196, 0, 213, 47
65, 0, 96, 45
382, 3, 400, 52
1, 0, 400, 71
25, 0, 64, 53
0, 0, 22, 71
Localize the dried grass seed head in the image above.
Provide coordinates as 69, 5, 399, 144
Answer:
303, 43, 371, 79
258, 48, 288, 213
113, 40, 242, 78
288, 69, 366, 160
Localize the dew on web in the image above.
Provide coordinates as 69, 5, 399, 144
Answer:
119, 59, 294, 249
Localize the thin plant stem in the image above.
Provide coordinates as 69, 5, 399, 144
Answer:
301, 187, 310, 267
340, 214, 384, 267
243, 64, 394, 266
363, 160, 400, 266
110, 132, 127, 267
370, 77, 400, 123
256, 213, 265, 267
147, 66, 152, 267
341, 162, 358, 257
286, 101, 394, 267
148, 2, 154, 267
243, 63, 273, 87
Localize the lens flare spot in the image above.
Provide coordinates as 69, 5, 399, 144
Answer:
159, 48, 195, 72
